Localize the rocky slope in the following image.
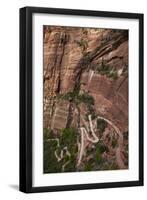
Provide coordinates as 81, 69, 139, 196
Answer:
43, 26, 128, 173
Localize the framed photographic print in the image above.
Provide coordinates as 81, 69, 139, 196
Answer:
19, 7, 144, 193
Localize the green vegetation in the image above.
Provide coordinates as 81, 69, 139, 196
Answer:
43, 126, 121, 172
43, 128, 56, 140
91, 112, 97, 120
57, 79, 96, 133
84, 163, 93, 171
97, 118, 107, 138
96, 59, 118, 80
84, 103, 96, 122
81, 53, 92, 68
43, 127, 78, 173
107, 71, 118, 80
95, 151, 102, 164
77, 92, 94, 105
96, 141, 109, 154
60, 128, 77, 149
43, 128, 50, 140
103, 162, 119, 170
60, 88, 94, 107
109, 163, 119, 170
60, 128, 78, 171
77, 39, 88, 53
83, 141, 108, 170
43, 129, 62, 173
94, 141, 108, 165
111, 137, 118, 148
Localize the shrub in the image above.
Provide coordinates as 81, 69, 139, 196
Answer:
96, 59, 118, 80
109, 163, 119, 170
43, 127, 78, 173
43, 138, 62, 173
107, 71, 118, 80
62, 89, 95, 108
96, 59, 110, 74
91, 112, 97, 120
77, 93, 94, 105
61, 127, 77, 147
94, 141, 108, 165
96, 141, 108, 154
97, 118, 107, 137
84, 163, 93, 171
43, 128, 52, 140
60, 128, 78, 172
77, 39, 88, 52
111, 137, 118, 148
62, 91, 75, 101
95, 151, 102, 163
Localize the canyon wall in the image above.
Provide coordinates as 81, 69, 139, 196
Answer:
43, 26, 128, 134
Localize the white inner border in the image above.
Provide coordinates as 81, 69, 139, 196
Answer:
32, 13, 139, 187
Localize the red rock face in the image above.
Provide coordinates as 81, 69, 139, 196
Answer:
43, 26, 128, 172
80, 72, 128, 132
43, 27, 128, 132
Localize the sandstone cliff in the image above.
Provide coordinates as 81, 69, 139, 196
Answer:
43, 26, 128, 172
44, 27, 128, 132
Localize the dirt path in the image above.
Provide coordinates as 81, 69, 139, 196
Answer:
77, 114, 99, 166
77, 115, 125, 169
48, 115, 125, 169
97, 116, 125, 169
47, 138, 71, 171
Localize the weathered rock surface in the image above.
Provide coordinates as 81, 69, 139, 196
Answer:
43, 26, 128, 134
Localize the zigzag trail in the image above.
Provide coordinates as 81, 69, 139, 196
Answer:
77, 115, 125, 169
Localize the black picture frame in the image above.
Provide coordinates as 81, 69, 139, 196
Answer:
19, 6, 144, 193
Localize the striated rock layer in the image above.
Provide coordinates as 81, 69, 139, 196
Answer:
43, 26, 128, 133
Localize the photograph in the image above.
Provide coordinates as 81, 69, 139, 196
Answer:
43, 26, 129, 173
19, 6, 143, 192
